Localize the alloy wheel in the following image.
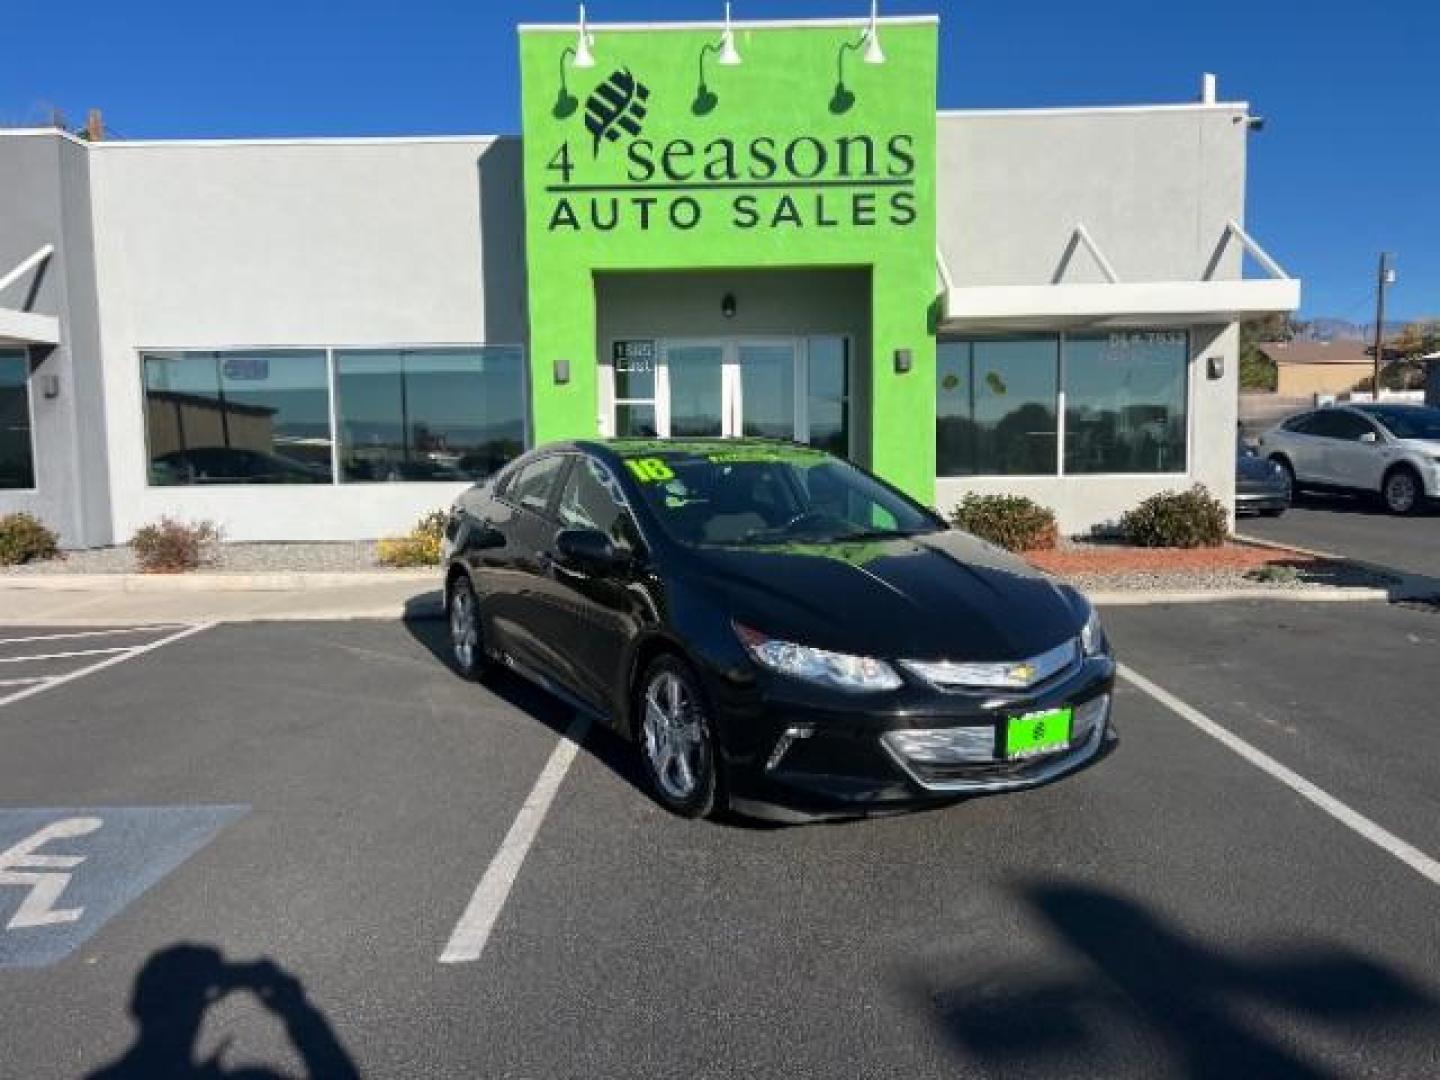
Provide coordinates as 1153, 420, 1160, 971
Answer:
449, 580, 480, 674
1385, 471, 1419, 514
641, 670, 705, 802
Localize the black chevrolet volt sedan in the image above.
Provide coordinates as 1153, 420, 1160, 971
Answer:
441, 439, 1116, 822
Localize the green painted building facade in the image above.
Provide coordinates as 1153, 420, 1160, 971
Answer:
520, 16, 940, 501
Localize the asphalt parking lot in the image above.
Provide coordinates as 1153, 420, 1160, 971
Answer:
1244, 492, 1440, 581
1, 605, 1438, 1079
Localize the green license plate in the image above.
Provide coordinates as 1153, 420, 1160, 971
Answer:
1005, 707, 1073, 759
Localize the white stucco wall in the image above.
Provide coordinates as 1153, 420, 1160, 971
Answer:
85, 136, 526, 542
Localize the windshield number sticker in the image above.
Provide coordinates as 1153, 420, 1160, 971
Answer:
625, 458, 675, 483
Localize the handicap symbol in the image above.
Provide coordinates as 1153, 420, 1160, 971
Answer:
0, 816, 103, 930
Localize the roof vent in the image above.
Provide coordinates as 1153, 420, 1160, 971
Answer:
1200, 73, 1217, 105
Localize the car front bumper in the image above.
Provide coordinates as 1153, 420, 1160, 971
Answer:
1232, 486, 1290, 515
1236, 478, 1290, 513
713, 654, 1117, 822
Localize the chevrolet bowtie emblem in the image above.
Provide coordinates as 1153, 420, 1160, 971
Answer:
1008, 663, 1037, 684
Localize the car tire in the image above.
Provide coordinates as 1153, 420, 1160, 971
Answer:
447, 573, 489, 681
1270, 456, 1299, 499
636, 655, 720, 819
1381, 466, 1423, 516
1259, 508, 1285, 518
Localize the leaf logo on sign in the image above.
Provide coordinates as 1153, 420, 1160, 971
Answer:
584, 69, 650, 156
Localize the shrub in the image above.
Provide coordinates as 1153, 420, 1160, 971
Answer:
0, 513, 60, 566
1120, 486, 1228, 548
949, 493, 1059, 552
376, 510, 448, 568
131, 517, 221, 573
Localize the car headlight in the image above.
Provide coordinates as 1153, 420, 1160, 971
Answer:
733, 623, 902, 693
1080, 605, 1105, 656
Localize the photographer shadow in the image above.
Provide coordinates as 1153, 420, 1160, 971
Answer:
87, 943, 359, 1080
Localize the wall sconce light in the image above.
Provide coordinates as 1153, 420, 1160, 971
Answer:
1207, 355, 1225, 380
40, 374, 60, 399
830, 0, 885, 114
553, 3, 597, 118
893, 347, 912, 374
694, 3, 742, 116
554, 358, 572, 385
721, 292, 737, 318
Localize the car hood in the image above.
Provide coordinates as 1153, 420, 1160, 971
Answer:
691, 529, 1086, 662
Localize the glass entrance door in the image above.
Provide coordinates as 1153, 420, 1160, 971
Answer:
609, 336, 849, 453
663, 342, 727, 437
735, 341, 797, 440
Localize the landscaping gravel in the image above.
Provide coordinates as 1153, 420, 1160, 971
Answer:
2, 541, 387, 575
1063, 562, 1396, 595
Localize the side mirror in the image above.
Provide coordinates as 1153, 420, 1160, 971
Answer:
555, 527, 625, 572
470, 524, 507, 550
1359, 431, 1379, 444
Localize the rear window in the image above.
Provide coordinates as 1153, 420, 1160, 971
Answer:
615, 445, 938, 548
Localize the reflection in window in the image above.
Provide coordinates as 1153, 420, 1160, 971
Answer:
1064, 332, 1188, 474
335, 348, 526, 483
936, 338, 1059, 476
143, 351, 332, 485
806, 337, 849, 457
0, 350, 34, 489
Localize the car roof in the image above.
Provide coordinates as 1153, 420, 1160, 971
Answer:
574, 437, 827, 458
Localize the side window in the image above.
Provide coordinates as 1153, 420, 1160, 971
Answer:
558, 457, 641, 550
509, 455, 567, 515
1283, 413, 1316, 433
1332, 413, 1378, 441
1309, 411, 1373, 441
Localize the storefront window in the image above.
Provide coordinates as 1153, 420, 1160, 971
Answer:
0, 350, 34, 489
1064, 332, 1188, 474
936, 338, 1059, 476
142, 351, 333, 485
335, 347, 526, 482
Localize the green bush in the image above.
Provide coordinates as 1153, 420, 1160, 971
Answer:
948, 493, 1059, 552
131, 517, 221, 573
376, 510, 448, 568
1120, 486, 1228, 548
0, 512, 60, 566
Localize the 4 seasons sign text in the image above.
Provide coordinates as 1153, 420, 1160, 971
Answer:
546, 68, 918, 234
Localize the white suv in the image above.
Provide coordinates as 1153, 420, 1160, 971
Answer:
1258, 403, 1440, 515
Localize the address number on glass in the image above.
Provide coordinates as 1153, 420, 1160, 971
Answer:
613, 340, 656, 374
1107, 332, 1185, 348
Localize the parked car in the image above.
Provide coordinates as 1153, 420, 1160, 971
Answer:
1258, 403, 1440, 515
441, 439, 1115, 822
1235, 436, 1290, 516
151, 446, 330, 485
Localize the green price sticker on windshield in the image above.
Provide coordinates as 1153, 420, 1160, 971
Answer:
625, 458, 675, 483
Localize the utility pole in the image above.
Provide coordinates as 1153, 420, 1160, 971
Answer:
1372, 252, 1395, 400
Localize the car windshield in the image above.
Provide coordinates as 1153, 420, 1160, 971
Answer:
615, 444, 941, 547
1359, 406, 1440, 441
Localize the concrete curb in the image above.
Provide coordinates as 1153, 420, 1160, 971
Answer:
1089, 586, 1393, 606
0, 569, 437, 592
1234, 532, 1440, 602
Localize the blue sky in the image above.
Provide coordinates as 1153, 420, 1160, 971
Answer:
6, 0, 1437, 321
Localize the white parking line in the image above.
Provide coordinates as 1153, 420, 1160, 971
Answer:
0, 623, 215, 709
0, 626, 188, 647
0, 647, 134, 665
440, 714, 591, 964
1119, 663, 1440, 889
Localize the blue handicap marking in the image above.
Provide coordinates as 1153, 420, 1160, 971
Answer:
0, 805, 247, 969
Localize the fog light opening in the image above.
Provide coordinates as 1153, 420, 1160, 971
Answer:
766, 724, 816, 772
